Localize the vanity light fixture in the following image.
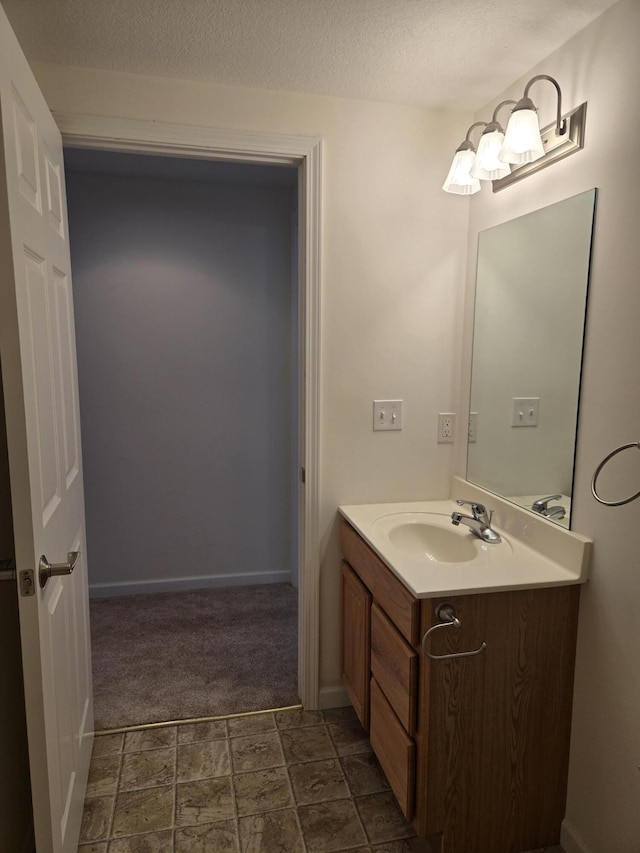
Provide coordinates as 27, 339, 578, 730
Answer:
499, 75, 564, 165
441, 120, 486, 195
443, 74, 587, 195
470, 100, 517, 181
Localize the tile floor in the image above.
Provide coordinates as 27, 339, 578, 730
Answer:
79, 705, 425, 852
78, 705, 566, 853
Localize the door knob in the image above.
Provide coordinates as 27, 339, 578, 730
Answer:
39, 551, 80, 588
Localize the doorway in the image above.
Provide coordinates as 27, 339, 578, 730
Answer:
55, 115, 322, 710
64, 146, 305, 727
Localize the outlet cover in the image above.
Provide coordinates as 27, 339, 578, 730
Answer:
373, 400, 403, 431
438, 413, 455, 444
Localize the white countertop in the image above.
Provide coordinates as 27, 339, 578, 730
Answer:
338, 496, 591, 599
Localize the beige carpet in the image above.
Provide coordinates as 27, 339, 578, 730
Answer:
90, 583, 299, 730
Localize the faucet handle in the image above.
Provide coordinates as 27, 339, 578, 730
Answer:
455, 499, 490, 522
531, 494, 562, 512
456, 499, 482, 509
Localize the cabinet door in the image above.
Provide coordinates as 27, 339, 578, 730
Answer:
341, 561, 371, 730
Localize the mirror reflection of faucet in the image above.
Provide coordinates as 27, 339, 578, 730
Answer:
531, 495, 567, 520
451, 500, 502, 543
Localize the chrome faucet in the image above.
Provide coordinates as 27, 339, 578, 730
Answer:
543, 505, 567, 519
451, 500, 502, 543
531, 494, 566, 519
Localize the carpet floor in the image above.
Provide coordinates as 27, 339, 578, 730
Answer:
90, 583, 299, 731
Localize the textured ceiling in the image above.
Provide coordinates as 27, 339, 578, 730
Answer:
2, 0, 620, 110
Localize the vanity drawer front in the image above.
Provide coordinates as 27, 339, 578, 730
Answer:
341, 521, 419, 646
371, 603, 418, 735
370, 677, 415, 821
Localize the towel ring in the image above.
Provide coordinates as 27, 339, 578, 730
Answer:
421, 603, 487, 661
591, 441, 640, 506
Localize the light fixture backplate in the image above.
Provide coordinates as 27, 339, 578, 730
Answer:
492, 101, 587, 192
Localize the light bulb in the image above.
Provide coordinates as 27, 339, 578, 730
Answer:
499, 108, 544, 165
442, 148, 481, 195
470, 129, 511, 180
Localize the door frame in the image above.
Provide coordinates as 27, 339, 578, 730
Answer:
55, 114, 322, 709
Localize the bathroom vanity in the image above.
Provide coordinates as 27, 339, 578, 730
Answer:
339, 485, 591, 853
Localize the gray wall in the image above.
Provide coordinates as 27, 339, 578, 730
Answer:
0, 370, 32, 852
66, 165, 296, 595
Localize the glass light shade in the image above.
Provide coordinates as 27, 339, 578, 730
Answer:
499, 108, 545, 165
442, 148, 481, 195
470, 130, 511, 180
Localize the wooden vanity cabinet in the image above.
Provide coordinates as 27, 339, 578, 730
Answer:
340, 519, 581, 853
340, 562, 371, 729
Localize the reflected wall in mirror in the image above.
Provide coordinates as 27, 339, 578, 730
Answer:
467, 188, 597, 528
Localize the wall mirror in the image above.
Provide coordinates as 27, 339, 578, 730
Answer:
467, 188, 597, 527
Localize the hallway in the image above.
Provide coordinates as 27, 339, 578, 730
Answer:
90, 583, 298, 730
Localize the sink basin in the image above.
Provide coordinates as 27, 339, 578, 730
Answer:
339, 497, 590, 598
386, 520, 478, 562
370, 511, 507, 564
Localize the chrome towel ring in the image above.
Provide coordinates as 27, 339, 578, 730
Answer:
591, 441, 640, 506
421, 602, 487, 661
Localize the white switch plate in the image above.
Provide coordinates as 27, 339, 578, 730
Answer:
512, 397, 540, 427
373, 400, 403, 431
438, 413, 455, 444
468, 412, 477, 443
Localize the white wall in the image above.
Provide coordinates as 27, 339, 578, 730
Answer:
32, 63, 471, 701
460, 1, 640, 849
66, 166, 296, 595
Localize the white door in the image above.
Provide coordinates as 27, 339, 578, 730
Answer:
0, 8, 93, 853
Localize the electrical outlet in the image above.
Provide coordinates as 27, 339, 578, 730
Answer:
438, 413, 455, 444
468, 412, 477, 443
373, 400, 403, 431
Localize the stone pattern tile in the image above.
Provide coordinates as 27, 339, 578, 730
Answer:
81, 707, 565, 852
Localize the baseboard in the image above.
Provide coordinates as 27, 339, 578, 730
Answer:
319, 683, 350, 710
89, 571, 292, 598
561, 819, 593, 853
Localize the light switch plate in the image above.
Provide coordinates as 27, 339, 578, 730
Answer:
373, 400, 403, 431
468, 412, 478, 443
512, 397, 540, 427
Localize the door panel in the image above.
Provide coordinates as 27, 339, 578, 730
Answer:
0, 7, 93, 852
52, 267, 80, 489
23, 246, 62, 521
12, 85, 42, 211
